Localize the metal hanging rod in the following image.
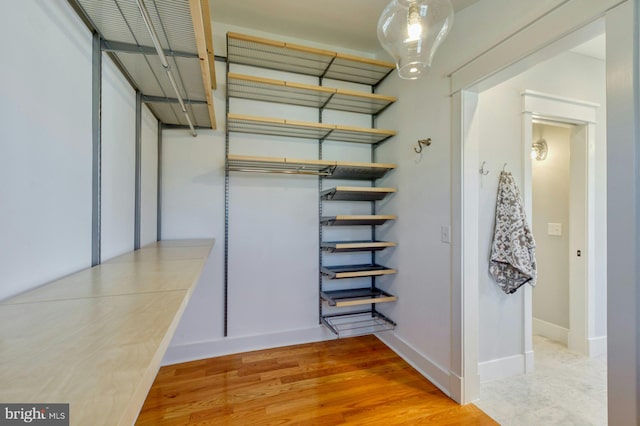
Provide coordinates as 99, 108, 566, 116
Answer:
135, 0, 197, 137
141, 95, 207, 105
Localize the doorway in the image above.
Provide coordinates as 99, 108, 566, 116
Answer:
531, 121, 591, 355
453, 29, 607, 404
464, 49, 607, 426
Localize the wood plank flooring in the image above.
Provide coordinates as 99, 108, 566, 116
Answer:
137, 335, 497, 425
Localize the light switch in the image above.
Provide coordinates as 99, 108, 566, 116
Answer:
441, 226, 451, 243
547, 223, 562, 236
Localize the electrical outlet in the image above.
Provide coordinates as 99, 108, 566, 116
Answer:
441, 226, 451, 243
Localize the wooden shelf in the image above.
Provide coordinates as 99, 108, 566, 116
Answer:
321, 240, 396, 253
321, 288, 397, 307
228, 73, 396, 115
226, 154, 396, 180
320, 264, 397, 279
321, 186, 396, 201
321, 310, 396, 337
227, 113, 395, 144
227, 32, 395, 86
320, 215, 396, 226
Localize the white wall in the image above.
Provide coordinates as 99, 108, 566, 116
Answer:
0, 1, 92, 300
532, 124, 571, 330
100, 56, 136, 261
140, 105, 158, 246
0, 0, 159, 300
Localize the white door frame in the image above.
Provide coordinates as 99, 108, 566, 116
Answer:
522, 91, 599, 357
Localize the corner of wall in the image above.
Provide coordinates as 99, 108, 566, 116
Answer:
376, 332, 451, 397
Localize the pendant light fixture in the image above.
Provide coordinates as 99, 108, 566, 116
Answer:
377, 0, 454, 80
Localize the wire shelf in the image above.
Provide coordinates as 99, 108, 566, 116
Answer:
321, 310, 396, 337
321, 186, 396, 201
74, 0, 215, 128
321, 264, 397, 280
227, 32, 395, 86
227, 114, 395, 144
227, 155, 335, 176
321, 288, 397, 307
226, 155, 395, 180
321, 241, 397, 253
320, 215, 397, 226
227, 73, 396, 115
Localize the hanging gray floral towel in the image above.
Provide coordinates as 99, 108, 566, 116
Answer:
489, 171, 537, 294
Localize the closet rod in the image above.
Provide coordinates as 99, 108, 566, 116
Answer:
135, 0, 197, 137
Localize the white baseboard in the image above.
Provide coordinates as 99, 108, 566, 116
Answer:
162, 325, 334, 366
376, 332, 451, 397
588, 335, 607, 357
449, 370, 480, 404
533, 317, 569, 345
478, 354, 525, 383
525, 350, 535, 374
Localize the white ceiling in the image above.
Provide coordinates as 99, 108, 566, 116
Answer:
210, 0, 479, 54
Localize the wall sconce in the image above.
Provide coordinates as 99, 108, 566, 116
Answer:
377, 0, 454, 80
531, 139, 548, 161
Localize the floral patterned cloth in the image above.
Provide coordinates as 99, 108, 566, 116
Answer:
489, 171, 537, 294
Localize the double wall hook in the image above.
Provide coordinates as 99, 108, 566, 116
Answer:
479, 161, 489, 176
414, 138, 432, 153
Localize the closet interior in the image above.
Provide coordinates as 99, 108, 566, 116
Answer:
225, 32, 399, 337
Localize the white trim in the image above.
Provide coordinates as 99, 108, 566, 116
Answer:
450, 1, 620, 93
162, 326, 333, 366
523, 90, 598, 124
478, 354, 526, 383
533, 317, 570, 345
377, 332, 452, 399
588, 336, 607, 357
522, 92, 599, 358
525, 349, 535, 373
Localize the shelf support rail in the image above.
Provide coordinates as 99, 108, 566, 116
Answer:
135, 0, 197, 137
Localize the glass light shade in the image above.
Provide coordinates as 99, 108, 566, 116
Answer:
377, 0, 454, 79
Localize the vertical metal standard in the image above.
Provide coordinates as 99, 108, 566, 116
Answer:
223, 37, 230, 337
318, 77, 324, 324
134, 90, 142, 250
91, 32, 102, 266
157, 122, 162, 241
370, 86, 377, 312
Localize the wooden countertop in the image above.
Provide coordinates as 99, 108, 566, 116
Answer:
0, 239, 214, 426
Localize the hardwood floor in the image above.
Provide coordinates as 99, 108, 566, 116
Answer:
137, 335, 497, 425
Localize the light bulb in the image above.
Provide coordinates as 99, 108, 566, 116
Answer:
407, 3, 422, 41
377, 0, 454, 80
530, 148, 538, 160
407, 22, 422, 41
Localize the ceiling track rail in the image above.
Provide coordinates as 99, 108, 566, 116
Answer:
135, 0, 196, 136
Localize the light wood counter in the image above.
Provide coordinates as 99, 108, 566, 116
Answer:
0, 239, 214, 426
